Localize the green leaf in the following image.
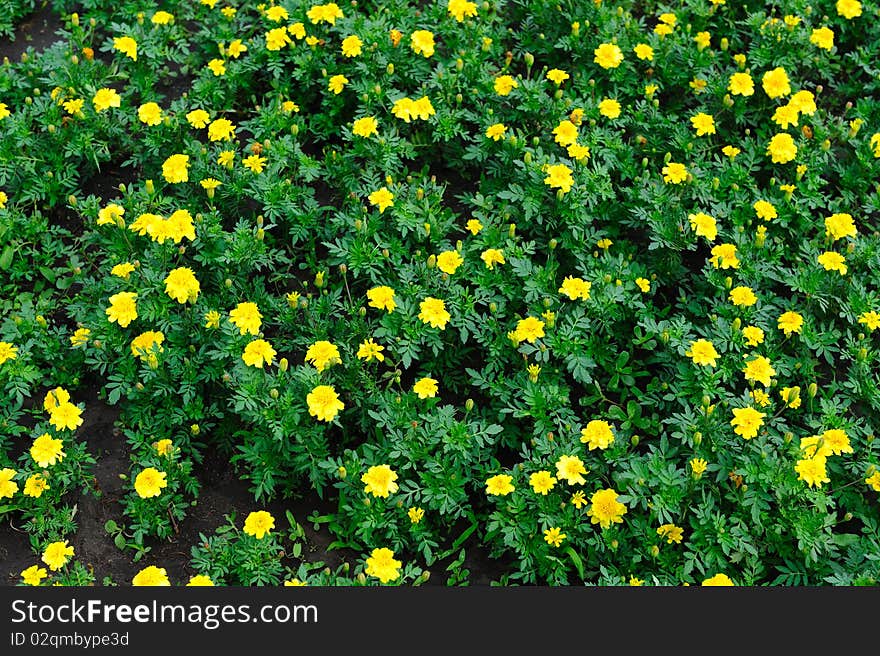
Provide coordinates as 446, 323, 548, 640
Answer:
565, 547, 584, 580
104, 520, 119, 533
0, 245, 13, 270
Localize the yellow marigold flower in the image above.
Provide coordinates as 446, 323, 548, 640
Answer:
810, 26, 834, 50
817, 251, 847, 275
555, 454, 588, 486
723, 145, 741, 158
281, 100, 299, 113
106, 291, 138, 327
391, 97, 416, 122
307, 385, 344, 422
857, 311, 880, 331
553, 119, 578, 146
365, 547, 401, 583
570, 490, 587, 508
767, 132, 797, 163
690, 78, 708, 93
824, 213, 856, 241
361, 464, 399, 498
30, 433, 65, 467
110, 262, 134, 279
661, 162, 688, 184
130, 331, 164, 367
437, 250, 464, 274
155, 439, 174, 456
728, 72, 754, 96
730, 406, 765, 440
356, 338, 384, 362
753, 200, 777, 220
635, 277, 650, 293
783, 15, 801, 26
265, 5, 288, 21
113, 35, 137, 61
543, 163, 574, 193
655, 23, 673, 36
242, 339, 276, 368
762, 67, 791, 98
161, 153, 189, 183
70, 327, 91, 347
690, 458, 708, 477
341, 35, 362, 57
598, 98, 621, 119
418, 297, 450, 329
543, 527, 566, 547
772, 104, 799, 130
365, 188, 394, 215
307, 2, 344, 24
92, 87, 121, 112
21, 565, 48, 586
593, 42, 623, 69
367, 286, 396, 312
132, 566, 170, 586
207, 58, 226, 76
410, 30, 435, 57
865, 471, 880, 492
243, 154, 266, 173
186, 575, 214, 586
709, 243, 739, 269
870, 133, 880, 158
702, 573, 734, 586
207, 117, 236, 142
0, 467, 18, 498
494, 75, 518, 96
657, 523, 684, 544
164, 267, 200, 304
580, 419, 615, 450
529, 470, 557, 495
485, 123, 506, 140
546, 68, 569, 85
688, 212, 717, 241
751, 389, 770, 407
62, 98, 84, 116
481, 248, 505, 270
134, 467, 167, 499
837, 0, 862, 18
587, 488, 627, 529
694, 31, 711, 50
729, 286, 757, 307
778, 311, 804, 335
558, 276, 591, 300
685, 339, 719, 367
796, 455, 829, 488
778, 386, 801, 409
448, 0, 478, 21
328, 74, 349, 94
0, 340, 18, 365
305, 340, 341, 372
789, 90, 817, 115
43, 386, 70, 413
352, 116, 378, 138
567, 143, 590, 161
413, 377, 439, 399
821, 428, 852, 455
408, 507, 425, 523
690, 112, 716, 136
597, 238, 613, 249
229, 301, 262, 335
633, 43, 653, 61
138, 102, 163, 126
466, 219, 483, 235
42, 541, 74, 571
224, 39, 247, 59
743, 355, 776, 387
514, 316, 545, 343
485, 473, 515, 496
0, 103, 10, 120
243, 510, 275, 539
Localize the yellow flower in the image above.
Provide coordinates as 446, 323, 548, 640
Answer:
723, 145, 741, 158
361, 464, 399, 498
690, 458, 708, 477
0, 468, 18, 498
633, 43, 653, 61
367, 286, 396, 313
305, 340, 341, 372
635, 277, 650, 293
162, 153, 189, 183
265, 5, 288, 21
817, 251, 847, 275
164, 267, 200, 304
555, 454, 588, 486
243, 510, 275, 539
728, 72, 754, 96
207, 59, 226, 76
485, 474, 515, 496
777, 311, 804, 336
543, 163, 574, 193
341, 34, 362, 57
688, 212, 717, 241
546, 68, 569, 84
367, 187, 394, 214
365, 547, 402, 583
307, 3, 344, 25
858, 311, 880, 331
514, 316, 545, 344
743, 355, 776, 387
552, 119, 578, 146
132, 566, 170, 586
751, 389, 770, 407
352, 116, 378, 138
207, 117, 236, 142
218, 150, 235, 168
529, 470, 557, 495
410, 29, 435, 57
62, 98, 84, 116
730, 406, 765, 439
796, 455, 829, 488
762, 67, 791, 98
481, 248, 505, 270
21, 565, 48, 586
229, 301, 262, 335
657, 523, 684, 544
593, 42, 624, 69
661, 162, 688, 184
186, 575, 214, 586
328, 74, 349, 94
837, 0, 862, 18
690, 112, 715, 136
694, 31, 711, 50
130, 331, 164, 367
113, 35, 137, 61
70, 327, 91, 347
356, 338, 385, 362
242, 339, 276, 368
42, 541, 74, 571
729, 286, 757, 307
685, 339, 719, 367
138, 102, 163, 126
702, 573, 734, 586
865, 471, 880, 492
567, 143, 590, 161
486, 123, 506, 140
753, 200, 777, 220
110, 262, 135, 279
598, 98, 621, 119
709, 243, 739, 269
418, 297, 451, 329
408, 507, 425, 523
155, 439, 174, 456
134, 468, 167, 498
587, 488, 627, 529
92, 87, 121, 112
558, 276, 591, 300
43, 387, 70, 412
466, 219, 483, 235
790, 90, 817, 115
543, 527, 566, 547
494, 75, 518, 96
821, 428, 853, 455
307, 385, 344, 422
824, 213, 856, 241
810, 26, 835, 50
242, 154, 266, 173
23, 474, 49, 498
767, 133, 797, 163
447, 0, 478, 22
580, 420, 615, 450
413, 377, 439, 399
772, 104, 799, 130
105, 291, 138, 328
0, 341, 18, 365
437, 250, 464, 274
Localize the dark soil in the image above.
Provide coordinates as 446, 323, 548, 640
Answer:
0, 4, 64, 62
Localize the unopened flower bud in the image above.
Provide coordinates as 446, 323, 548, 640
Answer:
427, 254, 436, 268
465, 398, 474, 412
808, 382, 817, 398
145, 179, 155, 195
314, 271, 325, 288
279, 357, 289, 372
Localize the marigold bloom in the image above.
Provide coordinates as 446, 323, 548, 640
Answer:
580, 420, 615, 450
552, 120, 578, 146
466, 219, 483, 235
494, 75, 518, 96
413, 377, 439, 399
635, 277, 650, 293
356, 339, 385, 362
105, 292, 138, 327
587, 488, 627, 529
818, 251, 847, 275
229, 302, 262, 335
408, 507, 425, 523
242, 339, 276, 368
307, 2, 343, 24
543, 527, 566, 547
207, 59, 226, 75
821, 428, 852, 455
42, 541, 74, 572
307, 385, 344, 422
796, 455, 829, 488
130, 331, 164, 366
138, 102, 162, 126
410, 30, 435, 57
858, 311, 880, 331
529, 470, 557, 495
134, 468, 167, 499
772, 104, 799, 130
559, 276, 591, 300
865, 471, 880, 492
662, 162, 688, 184
418, 297, 450, 329
544, 163, 574, 193
243, 510, 275, 539
361, 464, 399, 498
186, 575, 214, 586
743, 355, 776, 387
352, 116, 378, 138
92, 87, 121, 112
778, 311, 804, 336
111, 262, 134, 279
305, 341, 341, 372
690, 458, 708, 477
556, 454, 588, 486
481, 248, 505, 270
688, 212, 717, 241
514, 317, 545, 343
207, 117, 236, 142
0, 341, 18, 364
824, 213, 856, 241
448, 0, 478, 21
367, 286, 396, 312
593, 43, 623, 69
633, 44, 653, 61
657, 523, 684, 544
810, 26, 834, 50
162, 154, 189, 183
729, 286, 757, 307
368, 187, 394, 213
728, 72, 754, 96
0, 468, 17, 498
132, 566, 170, 586
113, 36, 137, 61
762, 67, 791, 98
598, 98, 621, 119
767, 133, 797, 163
339, 35, 363, 59
722, 145, 741, 158
753, 200, 777, 221
70, 327, 91, 347
365, 548, 402, 583
328, 74, 349, 94
243, 154, 266, 173
730, 406, 765, 439
163, 267, 200, 304
485, 123, 506, 141
437, 250, 464, 275
62, 98, 84, 116
709, 243, 739, 269
485, 474, 515, 496
48, 401, 82, 431
690, 113, 716, 136
686, 339, 719, 367
702, 573, 734, 586
21, 565, 48, 586
837, 0, 862, 18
